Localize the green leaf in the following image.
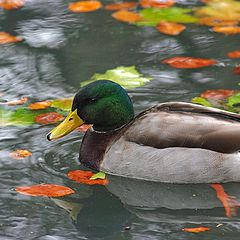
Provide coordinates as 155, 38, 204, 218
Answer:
90, 172, 106, 180
50, 98, 73, 111
137, 7, 198, 27
227, 93, 240, 107
192, 97, 212, 107
80, 66, 152, 89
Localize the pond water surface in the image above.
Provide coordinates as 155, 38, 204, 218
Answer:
1, 0, 240, 239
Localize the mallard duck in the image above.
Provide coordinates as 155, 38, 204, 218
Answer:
47, 80, 240, 183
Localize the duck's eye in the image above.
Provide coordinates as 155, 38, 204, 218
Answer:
69, 117, 73, 121
90, 98, 97, 103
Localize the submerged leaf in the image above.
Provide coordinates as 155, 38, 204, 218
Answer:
112, 10, 142, 23
16, 184, 75, 197
227, 93, 240, 107
35, 112, 64, 125
80, 66, 152, 89
139, 0, 174, 8
68, 1, 102, 12
200, 89, 235, 99
162, 57, 216, 68
138, 7, 198, 26
105, 2, 138, 11
233, 65, 240, 74
156, 21, 185, 35
0, 0, 24, 10
9, 149, 32, 159
68, 170, 109, 185
0, 32, 22, 44
182, 227, 210, 233
0, 97, 28, 106
50, 98, 73, 111
198, 17, 238, 27
28, 101, 51, 110
191, 97, 212, 107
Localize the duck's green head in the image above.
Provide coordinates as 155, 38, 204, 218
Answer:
47, 80, 134, 140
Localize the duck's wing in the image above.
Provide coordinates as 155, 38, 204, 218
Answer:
124, 102, 240, 153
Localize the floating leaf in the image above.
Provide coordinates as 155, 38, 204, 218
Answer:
211, 183, 240, 218
0, 32, 22, 44
80, 66, 152, 89
198, 17, 238, 27
105, 2, 137, 11
139, 0, 174, 8
162, 57, 216, 68
191, 97, 212, 107
0, 97, 28, 106
212, 26, 240, 34
234, 65, 240, 74
137, 7, 198, 26
35, 112, 64, 125
9, 149, 32, 159
0, 0, 24, 10
227, 50, 240, 59
182, 227, 210, 233
200, 89, 235, 99
195, 0, 240, 21
90, 172, 106, 180
227, 93, 240, 107
50, 98, 73, 111
68, 170, 109, 185
9, 108, 38, 125
28, 101, 51, 110
156, 21, 185, 35
112, 10, 142, 23
68, 0, 102, 12
76, 124, 92, 132
16, 184, 75, 197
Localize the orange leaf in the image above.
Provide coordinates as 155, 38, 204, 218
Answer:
156, 22, 185, 35
35, 112, 64, 125
198, 17, 238, 27
9, 149, 32, 159
68, 170, 109, 185
200, 89, 235, 99
28, 101, 51, 110
76, 124, 92, 132
228, 50, 240, 59
234, 65, 240, 75
112, 10, 141, 23
0, 0, 24, 10
162, 57, 217, 68
211, 183, 240, 218
212, 26, 240, 35
139, 0, 174, 8
182, 227, 210, 233
68, 1, 102, 13
105, 2, 138, 11
0, 32, 22, 44
0, 97, 28, 106
16, 184, 75, 197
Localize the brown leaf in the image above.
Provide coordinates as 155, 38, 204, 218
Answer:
68, 0, 102, 13
76, 124, 92, 132
156, 22, 185, 35
162, 57, 217, 68
228, 50, 240, 59
35, 112, 64, 125
233, 65, 240, 75
9, 149, 32, 159
182, 227, 210, 233
139, 0, 174, 8
16, 184, 75, 197
28, 101, 51, 110
68, 170, 109, 185
112, 10, 142, 23
0, 0, 24, 10
200, 89, 235, 99
212, 26, 240, 35
105, 2, 138, 11
198, 17, 238, 27
0, 32, 22, 44
0, 97, 28, 106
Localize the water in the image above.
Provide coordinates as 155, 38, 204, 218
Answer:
1, 0, 240, 239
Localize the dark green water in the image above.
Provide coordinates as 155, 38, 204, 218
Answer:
1, 0, 240, 239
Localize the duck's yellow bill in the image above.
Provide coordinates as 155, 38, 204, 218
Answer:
47, 109, 84, 141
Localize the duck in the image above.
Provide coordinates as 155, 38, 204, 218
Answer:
47, 80, 240, 183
